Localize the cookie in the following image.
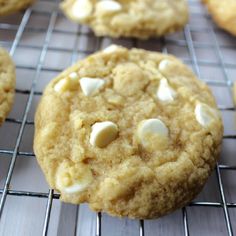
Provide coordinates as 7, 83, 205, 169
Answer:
202, 0, 236, 36
0, 48, 15, 126
34, 45, 223, 219
0, 0, 35, 16
60, 0, 189, 39
233, 82, 236, 106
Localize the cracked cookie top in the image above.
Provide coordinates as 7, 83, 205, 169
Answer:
34, 45, 223, 219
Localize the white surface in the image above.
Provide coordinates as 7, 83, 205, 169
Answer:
0, 0, 236, 235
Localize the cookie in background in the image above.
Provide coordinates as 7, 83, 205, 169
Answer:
0, 48, 15, 126
233, 82, 236, 106
202, 0, 236, 36
60, 0, 189, 39
0, 0, 35, 16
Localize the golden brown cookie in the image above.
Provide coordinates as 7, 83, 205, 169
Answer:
0, 48, 15, 125
202, 0, 236, 36
34, 45, 223, 219
0, 0, 35, 16
60, 0, 189, 39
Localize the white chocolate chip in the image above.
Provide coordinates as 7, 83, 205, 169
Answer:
90, 121, 118, 148
103, 44, 119, 54
69, 72, 79, 81
156, 78, 176, 102
56, 163, 93, 194
158, 59, 172, 72
71, 0, 93, 20
54, 79, 69, 93
96, 0, 122, 14
62, 182, 89, 194
79, 77, 105, 96
195, 103, 218, 127
137, 119, 169, 148
54, 73, 79, 93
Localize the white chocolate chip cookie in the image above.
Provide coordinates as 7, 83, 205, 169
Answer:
0, 48, 16, 126
34, 45, 223, 219
60, 0, 189, 39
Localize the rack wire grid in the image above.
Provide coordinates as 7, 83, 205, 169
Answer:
0, 0, 236, 235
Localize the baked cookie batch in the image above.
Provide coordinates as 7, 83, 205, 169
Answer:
1, 0, 232, 219
1, 0, 236, 37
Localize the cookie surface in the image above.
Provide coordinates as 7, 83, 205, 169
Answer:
34, 45, 223, 219
202, 0, 236, 36
0, 0, 34, 16
60, 0, 189, 39
0, 48, 15, 126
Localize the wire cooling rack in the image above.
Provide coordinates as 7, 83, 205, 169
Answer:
0, 0, 236, 235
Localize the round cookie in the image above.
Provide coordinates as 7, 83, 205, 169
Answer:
202, 0, 236, 36
0, 0, 35, 16
60, 0, 189, 39
0, 48, 15, 125
34, 45, 223, 219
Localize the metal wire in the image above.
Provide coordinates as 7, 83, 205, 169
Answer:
139, 220, 145, 236
0, 3, 58, 221
216, 166, 233, 236
0, 0, 235, 235
96, 212, 102, 236
42, 189, 54, 236
182, 208, 189, 236
184, 25, 201, 77
0, 7, 33, 218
